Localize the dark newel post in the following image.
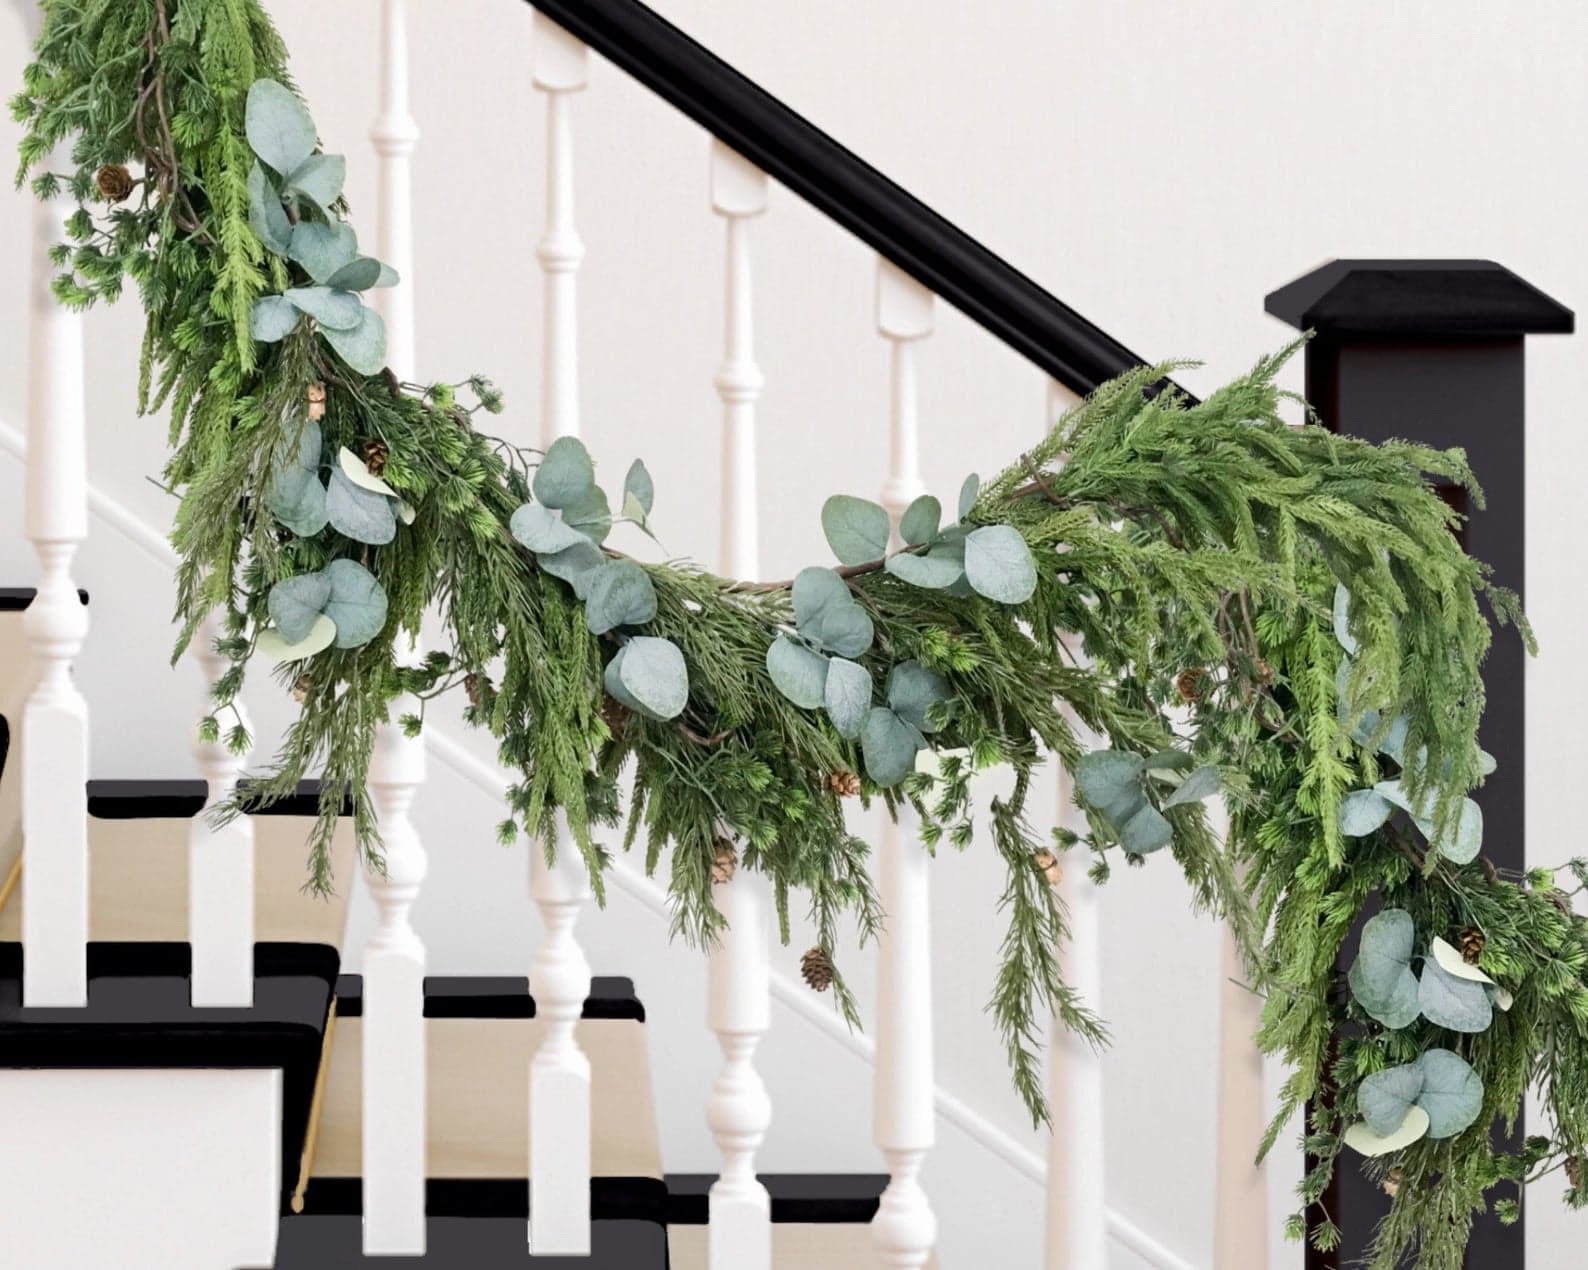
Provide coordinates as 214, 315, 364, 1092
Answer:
1266, 261, 1572, 1269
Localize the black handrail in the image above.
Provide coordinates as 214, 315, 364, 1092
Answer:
525, 0, 1159, 399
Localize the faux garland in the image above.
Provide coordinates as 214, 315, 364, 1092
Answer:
13, 3, 1588, 1264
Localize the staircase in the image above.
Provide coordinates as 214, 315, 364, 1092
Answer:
0, 1, 1260, 1267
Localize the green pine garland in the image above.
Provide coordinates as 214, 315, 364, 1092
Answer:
13, 2, 1588, 1263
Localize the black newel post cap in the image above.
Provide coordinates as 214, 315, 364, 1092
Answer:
1265, 260, 1573, 337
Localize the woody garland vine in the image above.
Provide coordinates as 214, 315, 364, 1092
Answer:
13, 3, 1588, 1264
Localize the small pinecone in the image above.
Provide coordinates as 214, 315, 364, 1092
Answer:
306, 381, 327, 421
464, 672, 485, 711
95, 163, 133, 202
827, 770, 862, 798
601, 696, 628, 739
363, 438, 391, 476
800, 946, 835, 993
1382, 1167, 1404, 1199
1253, 657, 1275, 687
291, 674, 312, 705
711, 839, 738, 886
1567, 1157, 1584, 1193
1033, 847, 1062, 888
1175, 667, 1207, 704
1458, 926, 1486, 966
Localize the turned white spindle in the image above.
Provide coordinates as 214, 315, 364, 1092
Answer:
529, 14, 593, 1256
359, 5, 428, 1253
705, 138, 773, 1270
1041, 377, 1109, 1269
21, 119, 89, 1008
369, 0, 419, 383
871, 259, 938, 1270
189, 613, 254, 1007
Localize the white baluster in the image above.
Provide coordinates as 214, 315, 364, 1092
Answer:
529, 815, 593, 1256
529, 15, 593, 1256
369, 0, 419, 383
705, 138, 773, 1270
361, 691, 428, 1255
360, 8, 427, 1252
1041, 376, 1109, 1268
21, 117, 89, 1008
871, 259, 938, 1270
1214, 893, 1268, 1267
189, 612, 254, 1007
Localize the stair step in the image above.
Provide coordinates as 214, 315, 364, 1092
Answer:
667, 1221, 938, 1270
271, 1215, 667, 1268
663, 1172, 888, 1225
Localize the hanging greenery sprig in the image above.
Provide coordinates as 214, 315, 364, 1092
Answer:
13, 4, 1587, 1265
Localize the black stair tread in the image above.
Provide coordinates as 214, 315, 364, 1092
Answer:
269, 1215, 666, 1268
299, 1178, 668, 1223
86, 778, 348, 819
0, 940, 338, 1208
334, 973, 644, 1022
664, 1173, 887, 1225
0, 587, 88, 610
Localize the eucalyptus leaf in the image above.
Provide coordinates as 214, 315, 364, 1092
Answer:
606, 636, 688, 720
288, 220, 358, 283
624, 459, 654, 516
1340, 788, 1395, 837
509, 503, 586, 554
823, 656, 872, 739
766, 636, 830, 710
821, 495, 890, 566
326, 467, 397, 544
1343, 1105, 1430, 1158
1333, 584, 1359, 655
1430, 798, 1483, 865
814, 605, 873, 659
584, 560, 657, 635
957, 473, 979, 521
322, 558, 388, 649
337, 447, 399, 498
324, 257, 385, 292
1358, 1062, 1425, 1137
1162, 765, 1219, 808
268, 572, 332, 644
1348, 908, 1421, 1030
247, 162, 292, 255
900, 494, 941, 546
538, 538, 605, 599
251, 295, 300, 343
792, 567, 852, 632
257, 613, 337, 664
1074, 750, 1147, 824
562, 484, 612, 544
964, 525, 1037, 604
1418, 956, 1493, 1033
1144, 748, 1193, 771
885, 551, 965, 590
1414, 1048, 1484, 1139
320, 305, 387, 375
267, 466, 327, 537
287, 153, 345, 208
887, 661, 951, 734
1430, 936, 1495, 985
861, 706, 924, 787
374, 263, 399, 288
1121, 804, 1173, 854
245, 80, 317, 178
284, 286, 364, 331
533, 436, 596, 510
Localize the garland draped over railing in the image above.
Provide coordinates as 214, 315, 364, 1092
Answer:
13, 2, 1587, 1264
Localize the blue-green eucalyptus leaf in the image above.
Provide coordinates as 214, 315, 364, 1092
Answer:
322, 558, 388, 649
1074, 750, 1147, 824
820, 495, 890, 566
1347, 908, 1420, 1030
1418, 956, 1493, 1033
509, 503, 586, 554
861, 706, 924, 787
247, 163, 292, 255
287, 153, 345, 208
538, 538, 605, 599
1333, 584, 1360, 655
323, 257, 384, 292
1340, 788, 1395, 837
257, 614, 336, 664
1431, 799, 1483, 865
374, 263, 400, 288
766, 635, 829, 710
885, 551, 964, 590
604, 636, 688, 720
886, 661, 951, 734
1343, 1105, 1429, 1158
624, 459, 654, 516
1414, 1048, 1484, 1139
533, 436, 595, 510
900, 494, 941, 546
1162, 765, 1220, 808
957, 473, 979, 521
288, 220, 359, 283
1120, 803, 1173, 854
584, 560, 657, 635
325, 467, 397, 544
791, 567, 851, 633
245, 80, 317, 178
823, 657, 871, 740
562, 484, 612, 544
268, 572, 332, 644
965, 525, 1037, 604
267, 466, 327, 537
251, 295, 300, 343
320, 305, 387, 375
285, 286, 363, 331
815, 604, 873, 659
1357, 1062, 1425, 1138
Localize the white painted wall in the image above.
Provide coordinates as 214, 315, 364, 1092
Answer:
2, 2, 1585, 1267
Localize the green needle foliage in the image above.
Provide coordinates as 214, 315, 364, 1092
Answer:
15, 4, 1587, 1263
